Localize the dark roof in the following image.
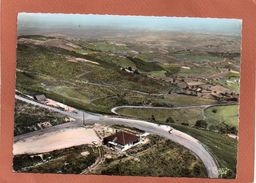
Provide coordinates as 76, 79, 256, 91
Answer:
103, 131, 139, 146
34, 94, 47, 101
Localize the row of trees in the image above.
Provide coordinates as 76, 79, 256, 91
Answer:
193, 119, 237, 135
150, 114, 237, 135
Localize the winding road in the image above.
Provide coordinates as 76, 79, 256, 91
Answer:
14, 94, 219, 178
111, 104, 211, 115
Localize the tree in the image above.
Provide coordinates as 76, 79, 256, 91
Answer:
219, 167, 233, 178
212, 109, 217, 113
127, 66, 133, 71
192, 164, 202, 176
194, 120, 208, 129
181, 122, 189, 126
209, 125, 218, 132
166, 116, 175, 123
151, 115, 156, 122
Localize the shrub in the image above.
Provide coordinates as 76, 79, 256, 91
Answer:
219, 167, 233, 178
208, 125, 218, 132
151, 115, 156, 122
181, 123, 189, 126
216, 122, 238, 135
166, 117, 175, 123
194, 120, 208, 129
212, 109, 217, 113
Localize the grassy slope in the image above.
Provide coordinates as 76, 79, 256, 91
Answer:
165, 95, 216, 106
208, 72, 240, 93
14, 100, 66, 136
205, 105, 239, 127
116, 104, 239, 127
16, 43, 171, 113
172, 124, 237, 178
116, 107, 203, 125
13, 145, 99, 174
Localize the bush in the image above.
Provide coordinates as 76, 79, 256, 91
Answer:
192, 164, 202, 176
208, 125, 218, 132
151, 115, 156, 122
219, 167, 233, 178
194, 120, 208, 129
181, 123, 189, 126
216, 122, 238, 135
166, 117, 175, 123
212, 109, 217, 113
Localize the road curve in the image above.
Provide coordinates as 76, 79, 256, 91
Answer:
111, 105, 211, 115
88, 116, 219, 178
15, 95, 219, 178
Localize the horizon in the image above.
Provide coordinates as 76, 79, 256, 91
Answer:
18, 13, 242, 36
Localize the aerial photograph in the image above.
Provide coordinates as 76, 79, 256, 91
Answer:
13, 13, 241, 179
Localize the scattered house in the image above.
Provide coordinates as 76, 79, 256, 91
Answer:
196, 88, 202, 92
181, 66, 191, 70
124, 68, 133, 73
140, 132, 150, 141
34, 94, 47, 103
37, 121, 52, 129
64, 117, 76, 122
103, 131, 140, 150
120, 67, 140, 75
226, 80, 233, 84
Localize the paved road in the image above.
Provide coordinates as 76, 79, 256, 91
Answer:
15, 94, 219, 178
15, 95, 80, 118
90, 116, 218, 178
111, 105, 211, 115
111, 103, 238, 115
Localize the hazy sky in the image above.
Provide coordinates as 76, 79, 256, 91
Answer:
18, 13, 242, 35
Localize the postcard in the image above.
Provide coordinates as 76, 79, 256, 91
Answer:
12, 13, 242, 179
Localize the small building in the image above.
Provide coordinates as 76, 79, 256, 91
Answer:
37, 121, 52, 129
103, 131, 140, 150
34, 94, 47, 103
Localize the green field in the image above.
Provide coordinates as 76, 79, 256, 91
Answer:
177, 66, 220, 77
207, 71, 240, 93
116, 107, 203, 126
205, 105, 239, 127
116, 105, 239, 133
165, 95, 216, 106
173, 51, 221, 63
